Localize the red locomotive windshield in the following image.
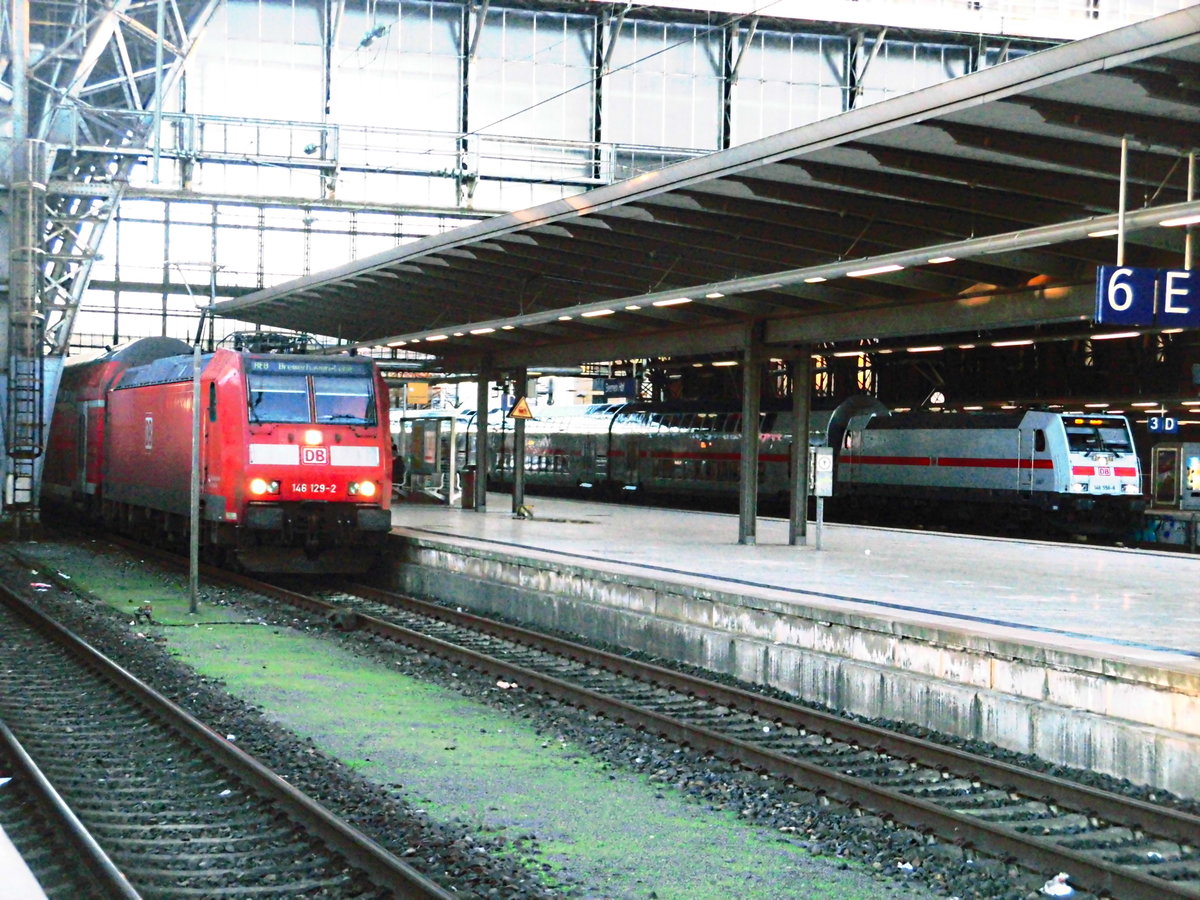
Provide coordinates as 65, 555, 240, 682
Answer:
247, 370, 377, 426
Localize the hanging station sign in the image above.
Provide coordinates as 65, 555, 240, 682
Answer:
1095, 266, 1200, 327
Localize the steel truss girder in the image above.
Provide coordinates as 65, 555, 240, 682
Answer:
12, 0, 223, 354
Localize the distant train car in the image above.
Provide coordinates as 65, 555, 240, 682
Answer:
392, 399, 1144, 537
45, 337, 393, 574
837, 410, 1144, 535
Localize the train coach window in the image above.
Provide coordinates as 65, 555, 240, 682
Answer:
314, 376, 375, 425
248, 374, 309, 423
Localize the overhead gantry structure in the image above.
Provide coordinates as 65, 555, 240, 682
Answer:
1, 0, 220, 527
217, 7, 1200, 544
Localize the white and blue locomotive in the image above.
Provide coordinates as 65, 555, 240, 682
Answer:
394, 400, 1145, 537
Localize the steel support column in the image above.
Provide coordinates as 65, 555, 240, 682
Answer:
737, 325, 763, 545
789, 350, 812, 546
474, 364, 490, 511
511, 366, 526, 514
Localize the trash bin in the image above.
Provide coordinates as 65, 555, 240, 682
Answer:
461, 467, 476, 509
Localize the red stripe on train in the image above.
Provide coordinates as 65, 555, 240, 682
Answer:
848, 455, 1054, 469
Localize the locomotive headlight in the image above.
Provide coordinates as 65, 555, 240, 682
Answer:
250, 478, 280, 496
1121, 483, 1141, 494
350, 480, 378, 498
1069, 481, 1088, 493
304, 429, 324, 446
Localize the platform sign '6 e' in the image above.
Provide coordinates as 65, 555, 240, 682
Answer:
1095, 266, 1200, 327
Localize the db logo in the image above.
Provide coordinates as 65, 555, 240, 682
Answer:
301, 447, 329, 465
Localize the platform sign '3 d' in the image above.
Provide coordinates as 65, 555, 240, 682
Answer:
1095, 266, 1200, 327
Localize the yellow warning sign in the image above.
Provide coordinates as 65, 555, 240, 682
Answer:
508, 396, 533, 419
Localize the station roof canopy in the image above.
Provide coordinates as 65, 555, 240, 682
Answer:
214, 8, 1200, 372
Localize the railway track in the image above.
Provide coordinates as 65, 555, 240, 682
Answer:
0, 581, 455, 899
214, 573, 1200, 900
0, 720, 130, 898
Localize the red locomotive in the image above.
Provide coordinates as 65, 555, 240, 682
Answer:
43, 336, 393, 574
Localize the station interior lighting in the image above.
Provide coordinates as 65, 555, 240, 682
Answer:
1160, 213, 1200, 227
846, 263, 905, 278
653, 297, 693, 307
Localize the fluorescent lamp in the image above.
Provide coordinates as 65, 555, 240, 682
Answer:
582, 308, 615, 318
1087, 228, 1120, 238
470, 327, 495, 335
847, 263, 904, 278
425, 334, 448, 342
927, 256, 955, 264
1092, 331, 1138, 340
991, 339, 1033, 347
653, 297, 692, 307
804, 276, 828, 284
1160, 213, 1200, 227
907, 345, 943, 353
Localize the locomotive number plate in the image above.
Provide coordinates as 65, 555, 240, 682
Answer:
294, 483, 339, 495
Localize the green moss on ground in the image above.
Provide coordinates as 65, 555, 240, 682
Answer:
23, 545, 933, 900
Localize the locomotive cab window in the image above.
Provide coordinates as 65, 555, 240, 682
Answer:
314, 376, 375, 425
1065, 422, 1133, 454
248, 374, 310, 423
247, 369, 377, 426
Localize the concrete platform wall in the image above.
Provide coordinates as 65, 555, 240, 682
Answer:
385, 531, 1200, 797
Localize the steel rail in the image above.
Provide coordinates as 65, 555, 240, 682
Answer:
349, 583, 1200, 846
74, 541, 1200, 898
0, 581, 455, 900
0, 720, 141, 899
315, 582, 1200, 900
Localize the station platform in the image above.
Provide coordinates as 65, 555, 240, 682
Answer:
0, 823, 47, 900
385, 494, 1200, 797
392, 493, 1200, 665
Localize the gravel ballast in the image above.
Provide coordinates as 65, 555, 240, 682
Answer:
8, 537, 1116, 899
